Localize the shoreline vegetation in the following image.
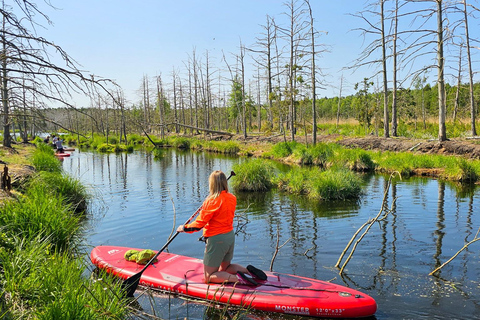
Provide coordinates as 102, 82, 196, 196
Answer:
60, 131, 480, 190
0, 143, 129, 319
1, 125, 479, 318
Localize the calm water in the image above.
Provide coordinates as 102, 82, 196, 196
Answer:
62, 149, 480, 320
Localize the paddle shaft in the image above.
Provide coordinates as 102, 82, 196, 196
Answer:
122, 170, 235, 297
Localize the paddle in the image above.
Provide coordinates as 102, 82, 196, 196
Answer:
122, 170, 236, 298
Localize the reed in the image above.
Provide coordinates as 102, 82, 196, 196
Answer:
31, 171, 88, 213
96, 143, 116, 153
32, 143, 62, 173
277, 167, 363, 200
444, 158, 479, 182
277, 167, 311, 194
203, 140, 240, 154
0, 236, 128, 319
0, 185, 81, 252
268, 141, 301, 158
309, 169, 362, 200
170, 136, 191, 149
332, 148, 376, 172
232, 159, 276, 191
291, 143, 339, 166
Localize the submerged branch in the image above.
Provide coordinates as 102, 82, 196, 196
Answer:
429, 227, 480, 276
270, 225, 293, 272
335, 173, 399, 275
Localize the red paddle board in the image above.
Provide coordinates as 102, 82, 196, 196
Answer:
55, 152, 70, 157
91, 246, 377, 318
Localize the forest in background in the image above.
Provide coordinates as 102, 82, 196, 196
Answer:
3, 0, 480, 146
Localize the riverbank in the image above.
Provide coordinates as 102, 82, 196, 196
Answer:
0, 143, 129, 319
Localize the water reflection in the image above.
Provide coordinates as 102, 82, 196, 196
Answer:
62, 149, 480, 320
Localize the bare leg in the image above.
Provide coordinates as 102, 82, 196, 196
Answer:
204, 261, 249, 284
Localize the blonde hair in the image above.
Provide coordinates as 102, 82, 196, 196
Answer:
208, 170, 228, 199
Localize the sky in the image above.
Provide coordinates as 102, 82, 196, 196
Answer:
24, 0, 479, 107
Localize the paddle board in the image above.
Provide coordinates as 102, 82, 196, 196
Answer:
91, 246, 377, 318
55, 152, 70, 157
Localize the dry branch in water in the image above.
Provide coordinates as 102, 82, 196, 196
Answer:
270, 225, 293, 272
429, 227, 480, 276
335, 173, 399, 275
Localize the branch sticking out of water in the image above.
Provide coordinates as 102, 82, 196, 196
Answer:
429, 227, 480, 276
335, 173, 399, 275
270, 225, 293, 272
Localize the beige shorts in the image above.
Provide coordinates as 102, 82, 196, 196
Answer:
203, 230, 235, 268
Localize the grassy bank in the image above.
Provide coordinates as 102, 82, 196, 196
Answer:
231, 159, 363, 201
60, 131, 480, 184
0, 144, 129, 319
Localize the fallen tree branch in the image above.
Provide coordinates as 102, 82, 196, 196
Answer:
429, 227, 480, 276
270, 225, 293, 272
335, 172, 399, 275
151, 122, 234, 136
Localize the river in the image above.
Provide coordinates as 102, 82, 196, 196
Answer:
62, 148, 480, 320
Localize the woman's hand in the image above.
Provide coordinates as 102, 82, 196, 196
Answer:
176, 225, 185, 233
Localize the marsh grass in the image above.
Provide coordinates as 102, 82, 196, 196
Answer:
0, 236, 128, 320
232, 160, 276, 192
32, 143, 62, 173
203, 141, 240, 154
0, 185, 81, 252
372, 150, 480, 181
0, 146, 128, 319
444, 158, 479, 182
268, 141, 301, 158
31, 172, 89, 213
333, 148, 376, 172
278, 167, 363, 200
170, 136, 191, 149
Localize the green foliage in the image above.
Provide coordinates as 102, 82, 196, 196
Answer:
128, 133, 145, 145
0, 186, 80, 252
278, 167, 362, 200
0, 150, 128, 319
232, 159, 276, 192
96, 143, 115, 153
171, 136, 191, 149
268, 141, 301, 158
0, 237, 128, 320
332, 148, 375, 172
90, 134, 107, 149
444, 158, 479, 182
32, 144, 62, 173
30, 172, 88, 213
203, 141, 240, 154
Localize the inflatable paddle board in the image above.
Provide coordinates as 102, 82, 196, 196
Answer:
91, 246, 377, 318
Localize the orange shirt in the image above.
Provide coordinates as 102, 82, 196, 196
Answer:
184, 191, 236, 238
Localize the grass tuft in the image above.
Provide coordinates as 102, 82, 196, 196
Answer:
232, 159, 276, 191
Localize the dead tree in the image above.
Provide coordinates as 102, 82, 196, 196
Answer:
1, 1, 119, 147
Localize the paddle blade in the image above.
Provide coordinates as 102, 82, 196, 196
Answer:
122, 272, 142, 298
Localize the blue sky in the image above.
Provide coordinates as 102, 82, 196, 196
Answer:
33, 1, 478, 107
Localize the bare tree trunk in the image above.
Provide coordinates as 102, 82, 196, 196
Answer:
437, 0, 447, 142
306, 0, 317, 145
453, 46, 462, 123
392, 0, 399, 137
381, 0, 389, 138
241, 45, 247, 139
257, 67, 262, 131
157, 75, 165, 139
463, 0, 476, 136
337, 75, 343, 128
2, 15, 11, 147
172, 68, 179, 133
22, 77, 28, 142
